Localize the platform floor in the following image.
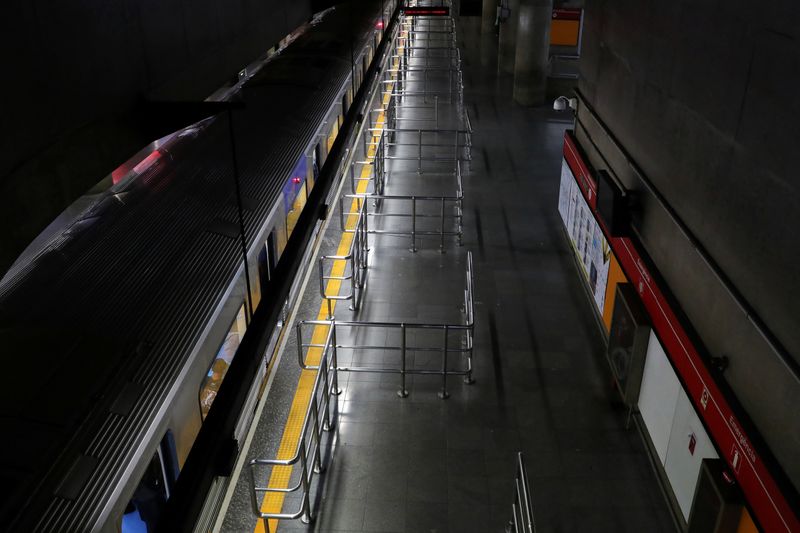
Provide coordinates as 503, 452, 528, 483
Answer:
221, 14, 675, 533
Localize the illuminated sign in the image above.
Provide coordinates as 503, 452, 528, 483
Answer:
402, 6, 450, 16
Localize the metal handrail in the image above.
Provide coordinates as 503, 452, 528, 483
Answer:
506, 452, 535, 533
381, 65, 467, 131
297, 252, 474, 399
318, 196, 369, 318
245, 10, 406, 532
248, 324, 339, 532
340, 191, 463, 252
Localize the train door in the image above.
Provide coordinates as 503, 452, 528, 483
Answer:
121, 431, 179, 533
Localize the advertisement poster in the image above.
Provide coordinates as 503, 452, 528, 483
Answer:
557, 159, 611, 313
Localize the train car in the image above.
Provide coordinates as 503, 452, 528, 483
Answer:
0, 2, 396, 532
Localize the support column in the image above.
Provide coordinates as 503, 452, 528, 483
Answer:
481, 0, 496, 34
513, 0, 553, 106
498, 0, 520, 74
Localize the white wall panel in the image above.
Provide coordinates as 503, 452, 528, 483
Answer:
664, 389, 719, 520
638, 331, 681, 465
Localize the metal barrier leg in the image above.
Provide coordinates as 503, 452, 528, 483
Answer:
439, 197, 446, 253
321, 360, 332, 431
410, 197, 417, 252
458, 197, 464, 246
438, 325, 450, 399
398, 323, 409, 397
417, 129, 423, 174
464, 329, 475, 384
331, 323, 342, 395
311, 400, 323, 475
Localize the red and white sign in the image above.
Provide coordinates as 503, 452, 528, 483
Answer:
563, 133, 597, 208
562, 130, 800, 533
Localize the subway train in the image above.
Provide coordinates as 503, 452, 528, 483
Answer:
0, 2, 397, 532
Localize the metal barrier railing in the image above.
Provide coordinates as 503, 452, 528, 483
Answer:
370, 94, 471, 178
248, 324, 340, 533
245, 7, 408, 532
392, 45, 461, 70
297, 251, 475, 399
318, 196, 369, 318
342, 159, 464, 252
382, 71, 468, 130
378, 125, 472, 169
506, 452, 535, 533
384, 68, 464, 105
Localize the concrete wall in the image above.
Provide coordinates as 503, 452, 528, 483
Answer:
575, 0, 800, 496
0, 0, 313, 274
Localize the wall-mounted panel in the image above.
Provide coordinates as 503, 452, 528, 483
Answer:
664, 389, 719, 521
638, 331, 681, 465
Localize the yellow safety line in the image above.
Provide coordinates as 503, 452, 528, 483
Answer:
253, 44, 403, 533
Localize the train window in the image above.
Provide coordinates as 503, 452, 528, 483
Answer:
306, 153, 315, 192
249, 260, 262, 312
286, 181, 307, 238
275, 209, 288, 256
283, 156, 309, 240
342, 93, 349, 118
314, 144, 321, 182
121, 432, 178, 533
199, 304, 247, 420
326, 119, 338, 153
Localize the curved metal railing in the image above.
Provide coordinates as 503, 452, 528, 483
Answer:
247, 324, 340, 532
318, 196, 370, 318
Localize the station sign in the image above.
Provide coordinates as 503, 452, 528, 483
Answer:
402, 5, 450, 16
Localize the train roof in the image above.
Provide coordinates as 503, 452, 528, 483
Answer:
0, 4, 381, 531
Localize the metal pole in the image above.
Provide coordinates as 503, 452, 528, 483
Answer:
310, 399, 322, 474
453, 127, 459, 164
439, 325, 450, 399
448, 68, 452, 102
434, 95, 439, 129
299, 447, 311, 523
417, 129, 423, 173
339, 196, 346, 231
440, 196, 446, 253
321, 359, 331, 432
410, 197, 417, 252
398, 324, 409, 397
297, 324, 305, 367
331, 322, 341, 395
